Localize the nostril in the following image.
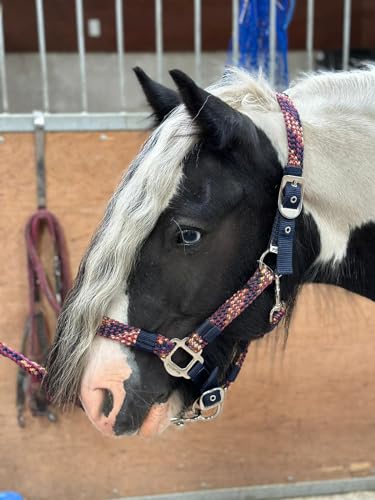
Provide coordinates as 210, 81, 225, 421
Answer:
101, 389, 114, 417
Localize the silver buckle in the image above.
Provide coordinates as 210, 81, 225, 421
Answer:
163, 338, 204, 379
170, 387, 225, 427
197, 387, 225, 410
278, 175, 304, 219
258, 246, 278, 269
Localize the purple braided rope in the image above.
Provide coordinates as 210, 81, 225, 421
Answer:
208, 266, 275, 331
0, 341, 46, 381
276, 93, 304, 168
97, 317, 175, 358
96, 266, 276, 357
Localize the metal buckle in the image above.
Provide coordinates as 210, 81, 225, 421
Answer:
277, 175, 304, 219
170, 387, 225, 427
163, 338, 204, 379
198, 387, 225, 410
258, 246, 278, 269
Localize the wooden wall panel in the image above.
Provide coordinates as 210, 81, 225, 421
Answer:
0, 132, 374, 500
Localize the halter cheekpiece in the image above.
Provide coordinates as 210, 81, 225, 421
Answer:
0, 92, 304, 426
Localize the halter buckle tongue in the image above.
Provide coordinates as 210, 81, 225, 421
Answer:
163, 337, 204, 379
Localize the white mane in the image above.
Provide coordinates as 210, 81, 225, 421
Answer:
51, 66, 375, 402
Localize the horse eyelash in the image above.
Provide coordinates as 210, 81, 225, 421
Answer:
171, 218, 188, 255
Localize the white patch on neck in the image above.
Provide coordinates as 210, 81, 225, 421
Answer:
106, 291, 129, 323
240, 68, 375, 265
289, 69, 375, 263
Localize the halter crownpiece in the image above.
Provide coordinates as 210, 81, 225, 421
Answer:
0, 92, 304, 427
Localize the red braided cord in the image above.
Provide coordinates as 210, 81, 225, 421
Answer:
25, 208, 71, 317
208, 265, 275, 330
0, 341, 46, 381
1, 210, 70, 387
275, 93, 304, 168
97, 317, 175, 358
97, 265, 277, 356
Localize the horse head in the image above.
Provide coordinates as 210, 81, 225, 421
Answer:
45, 66, 375, 437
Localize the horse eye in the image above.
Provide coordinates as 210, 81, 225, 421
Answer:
177, 229, 202, 246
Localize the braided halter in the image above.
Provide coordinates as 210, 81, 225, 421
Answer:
96, 92, 304, 425
0, 93, 304, 425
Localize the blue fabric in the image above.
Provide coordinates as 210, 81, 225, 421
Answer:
195, 320, 222, 342
136, 330, 160, 352
284, 165, 302, 177
188, 361, 209, 388
276, 217, 296, 274
228, 0, 296, 89
201, 387, 223, 408
272, 180, 302, 275
226, 363, 242, 384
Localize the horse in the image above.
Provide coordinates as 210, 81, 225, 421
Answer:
45, 65, 375, 437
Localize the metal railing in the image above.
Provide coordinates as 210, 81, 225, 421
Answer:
0, 0, 353, 132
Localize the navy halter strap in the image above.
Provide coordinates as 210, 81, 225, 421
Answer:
0, 92, 304, 426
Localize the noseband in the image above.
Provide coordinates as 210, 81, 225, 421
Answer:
0, 93, 304, 426
97, 92, 304, 425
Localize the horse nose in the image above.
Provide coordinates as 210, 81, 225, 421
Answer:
80, 379, 128, 436
79, 337, 135, 436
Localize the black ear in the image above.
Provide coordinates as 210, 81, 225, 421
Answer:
134, 67, 181, 125
169, 69, 257, 150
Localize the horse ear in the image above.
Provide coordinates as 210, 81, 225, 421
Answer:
133, 67, 181, 125
169, 69, 256, 150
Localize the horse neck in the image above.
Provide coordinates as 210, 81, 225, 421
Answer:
289, 71, 375, 301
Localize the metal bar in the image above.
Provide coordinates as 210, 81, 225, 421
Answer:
342, 0, 352, 70
0, 112, 151, 132
75, 0, 88, 111
269, 0, 277, 86
33, 111, 46, 209
0, 2, 8, 112
231, 0, 239, 66
115, 0, 125, 109
155, 0, 163, 82
306, 0, 315, 72
194, 0, 202, 84
35, 0, 49, 111
113, 475, 375, 500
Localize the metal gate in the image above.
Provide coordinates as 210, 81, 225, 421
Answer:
0, 0, 354, 132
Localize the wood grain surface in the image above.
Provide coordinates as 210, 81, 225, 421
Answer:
0, 132, 374, 500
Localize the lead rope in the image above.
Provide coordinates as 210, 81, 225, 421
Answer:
15, 112, 71, 426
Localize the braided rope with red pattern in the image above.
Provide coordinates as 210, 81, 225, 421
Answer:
208, 266, 275, 330
0, 341, 46, 381
97, 264, 277, 357
275, 93, 304, 168
97, 316, 176, 358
